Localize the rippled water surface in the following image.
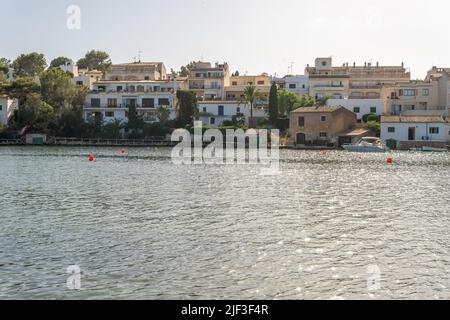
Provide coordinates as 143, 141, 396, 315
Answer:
1, 146, 450, 299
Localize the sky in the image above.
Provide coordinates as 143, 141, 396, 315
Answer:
1, 0, 450, 79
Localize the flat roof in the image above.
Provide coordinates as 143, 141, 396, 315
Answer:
381, 115, 449, 123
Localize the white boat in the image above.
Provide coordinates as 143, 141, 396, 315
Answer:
342, 137, 389, 153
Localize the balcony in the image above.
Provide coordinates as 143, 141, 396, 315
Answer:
349, 84, 382, 89
313, 84, 345, 90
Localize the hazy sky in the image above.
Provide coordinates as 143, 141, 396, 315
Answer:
2, 0, 450, 79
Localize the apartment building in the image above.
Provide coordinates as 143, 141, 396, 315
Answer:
425, 67, 450, 110
305, 58, 350, 101
83, 79, 187, 124
272, 75, 309, 97
225, 74, 271, 101
188, 62, 230, 101
305, 57, 410, 101
327, 98, 386, 122
105, 62, 167, 81
380, 80, 442, 115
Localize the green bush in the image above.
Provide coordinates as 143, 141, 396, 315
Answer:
366, 121, 381, 136
143, 123, 168, 138
367, 114, 380, 122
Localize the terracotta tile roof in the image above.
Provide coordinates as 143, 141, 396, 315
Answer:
291, 106, 344, 113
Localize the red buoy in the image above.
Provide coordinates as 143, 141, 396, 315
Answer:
120, 149, 126, 155
387, 156, 393, 164
88, 154, 94, 162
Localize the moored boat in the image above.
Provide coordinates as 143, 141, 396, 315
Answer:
342, 137, 389, 153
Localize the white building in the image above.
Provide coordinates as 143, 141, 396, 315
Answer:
381, 115, 450, 149
0, 96, 18, 126
272, 75, 309, 97
59, 60, 79, 76
327, 98, 386, 122
198, 101, 266, 127
83, 80, 185, 124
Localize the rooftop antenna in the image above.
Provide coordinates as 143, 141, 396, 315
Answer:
133, 56, 137, 63
138, 51, 142, 63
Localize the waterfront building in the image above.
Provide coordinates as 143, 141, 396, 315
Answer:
74, 69, 103, 90
225, 74, 271, 101
83, 79, 187, 124
272, 75, 310, 97
380, 79, 443, 116
0, 96, 18, 126
288, 106, 357, 146
425, 67, 450, 110
105, 62, 167, 81
197, 101, 266, 127
381, 115, 450, 149
188, 62, 230, 101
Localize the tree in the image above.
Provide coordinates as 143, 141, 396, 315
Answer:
179, 62, 195, 77
176, 90, 198, 127
0, 63, 8, 81
157, 106, 170, 127
299, 95, 315, 108
102, 119, 124, 139
317, 94, 332, 106
40, 67, 76, 114
1, 77, 41, 107
12, 52, 47, 77
57, 109, 85, 137
268, 83, 278, 125
278, 90, 301, 116
19, 94, 55, 132
0, 57, 10, 65
50, 56, 72, 68
76, 50, 111, 73
242, 85, 264, 128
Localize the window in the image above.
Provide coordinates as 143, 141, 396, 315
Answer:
353, 107, 360, 113
142, 98, 155, 108
289, 84, 296, 89
319, 132, 327, 137
422, 89, 429, 96
117, 86, 123, 92
210, 117, 215, 125
429, 127, 439, 134
218, 105, 224, 116
302, 84, 306, 89
158, 98, 170, 106
388, 127, 395, 133
236, 107, 241, 114
298, 116, 305, 127
76, 81, 83, 86
108, 98, 117, 107
91, 98, 101, 108
370, 107, 377, 114
0, 105, 2, 111
203, 107, 207, 112
257, 81, 265, 85
403, 89, 416, 96
232, 81, 237, 86
105, 111, 114, 117
144, 76, 150, 80
321, 116, 327, 122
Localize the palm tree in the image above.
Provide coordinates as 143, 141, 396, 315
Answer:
157, 105, 170, 127
241, 85, 264, 128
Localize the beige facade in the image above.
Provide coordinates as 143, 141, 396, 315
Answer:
225, 74, 271, 101
305, 58, 410, 101
380, 80, 441, 115
425, 67, 450, 110
289, 106, 357, 146
188, 62, 230, 101
105, 62, 167, 81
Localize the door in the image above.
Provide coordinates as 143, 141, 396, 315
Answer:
296, 133, 306, 145
408, 127, 415, 141
408, 127, 416, 141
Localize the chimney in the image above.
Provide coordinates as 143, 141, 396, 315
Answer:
364, 62, 367, 67
401, 62, 404, 68
353, 62, 356, 68
376, 62, 379, 68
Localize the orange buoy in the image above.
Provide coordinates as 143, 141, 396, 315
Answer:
387, 156, 393, 164
88, 154, 94, 162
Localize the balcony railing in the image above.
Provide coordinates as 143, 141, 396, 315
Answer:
84, 103, 170, 109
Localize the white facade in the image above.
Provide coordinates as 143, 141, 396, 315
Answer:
59, 60, 79, 76
0, 96, 18, 126
272, 75, 309, 97
198, 101, 266, 126
381, 117, 450, 144
84, 80, 183, 124
327, 98, 385, 121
